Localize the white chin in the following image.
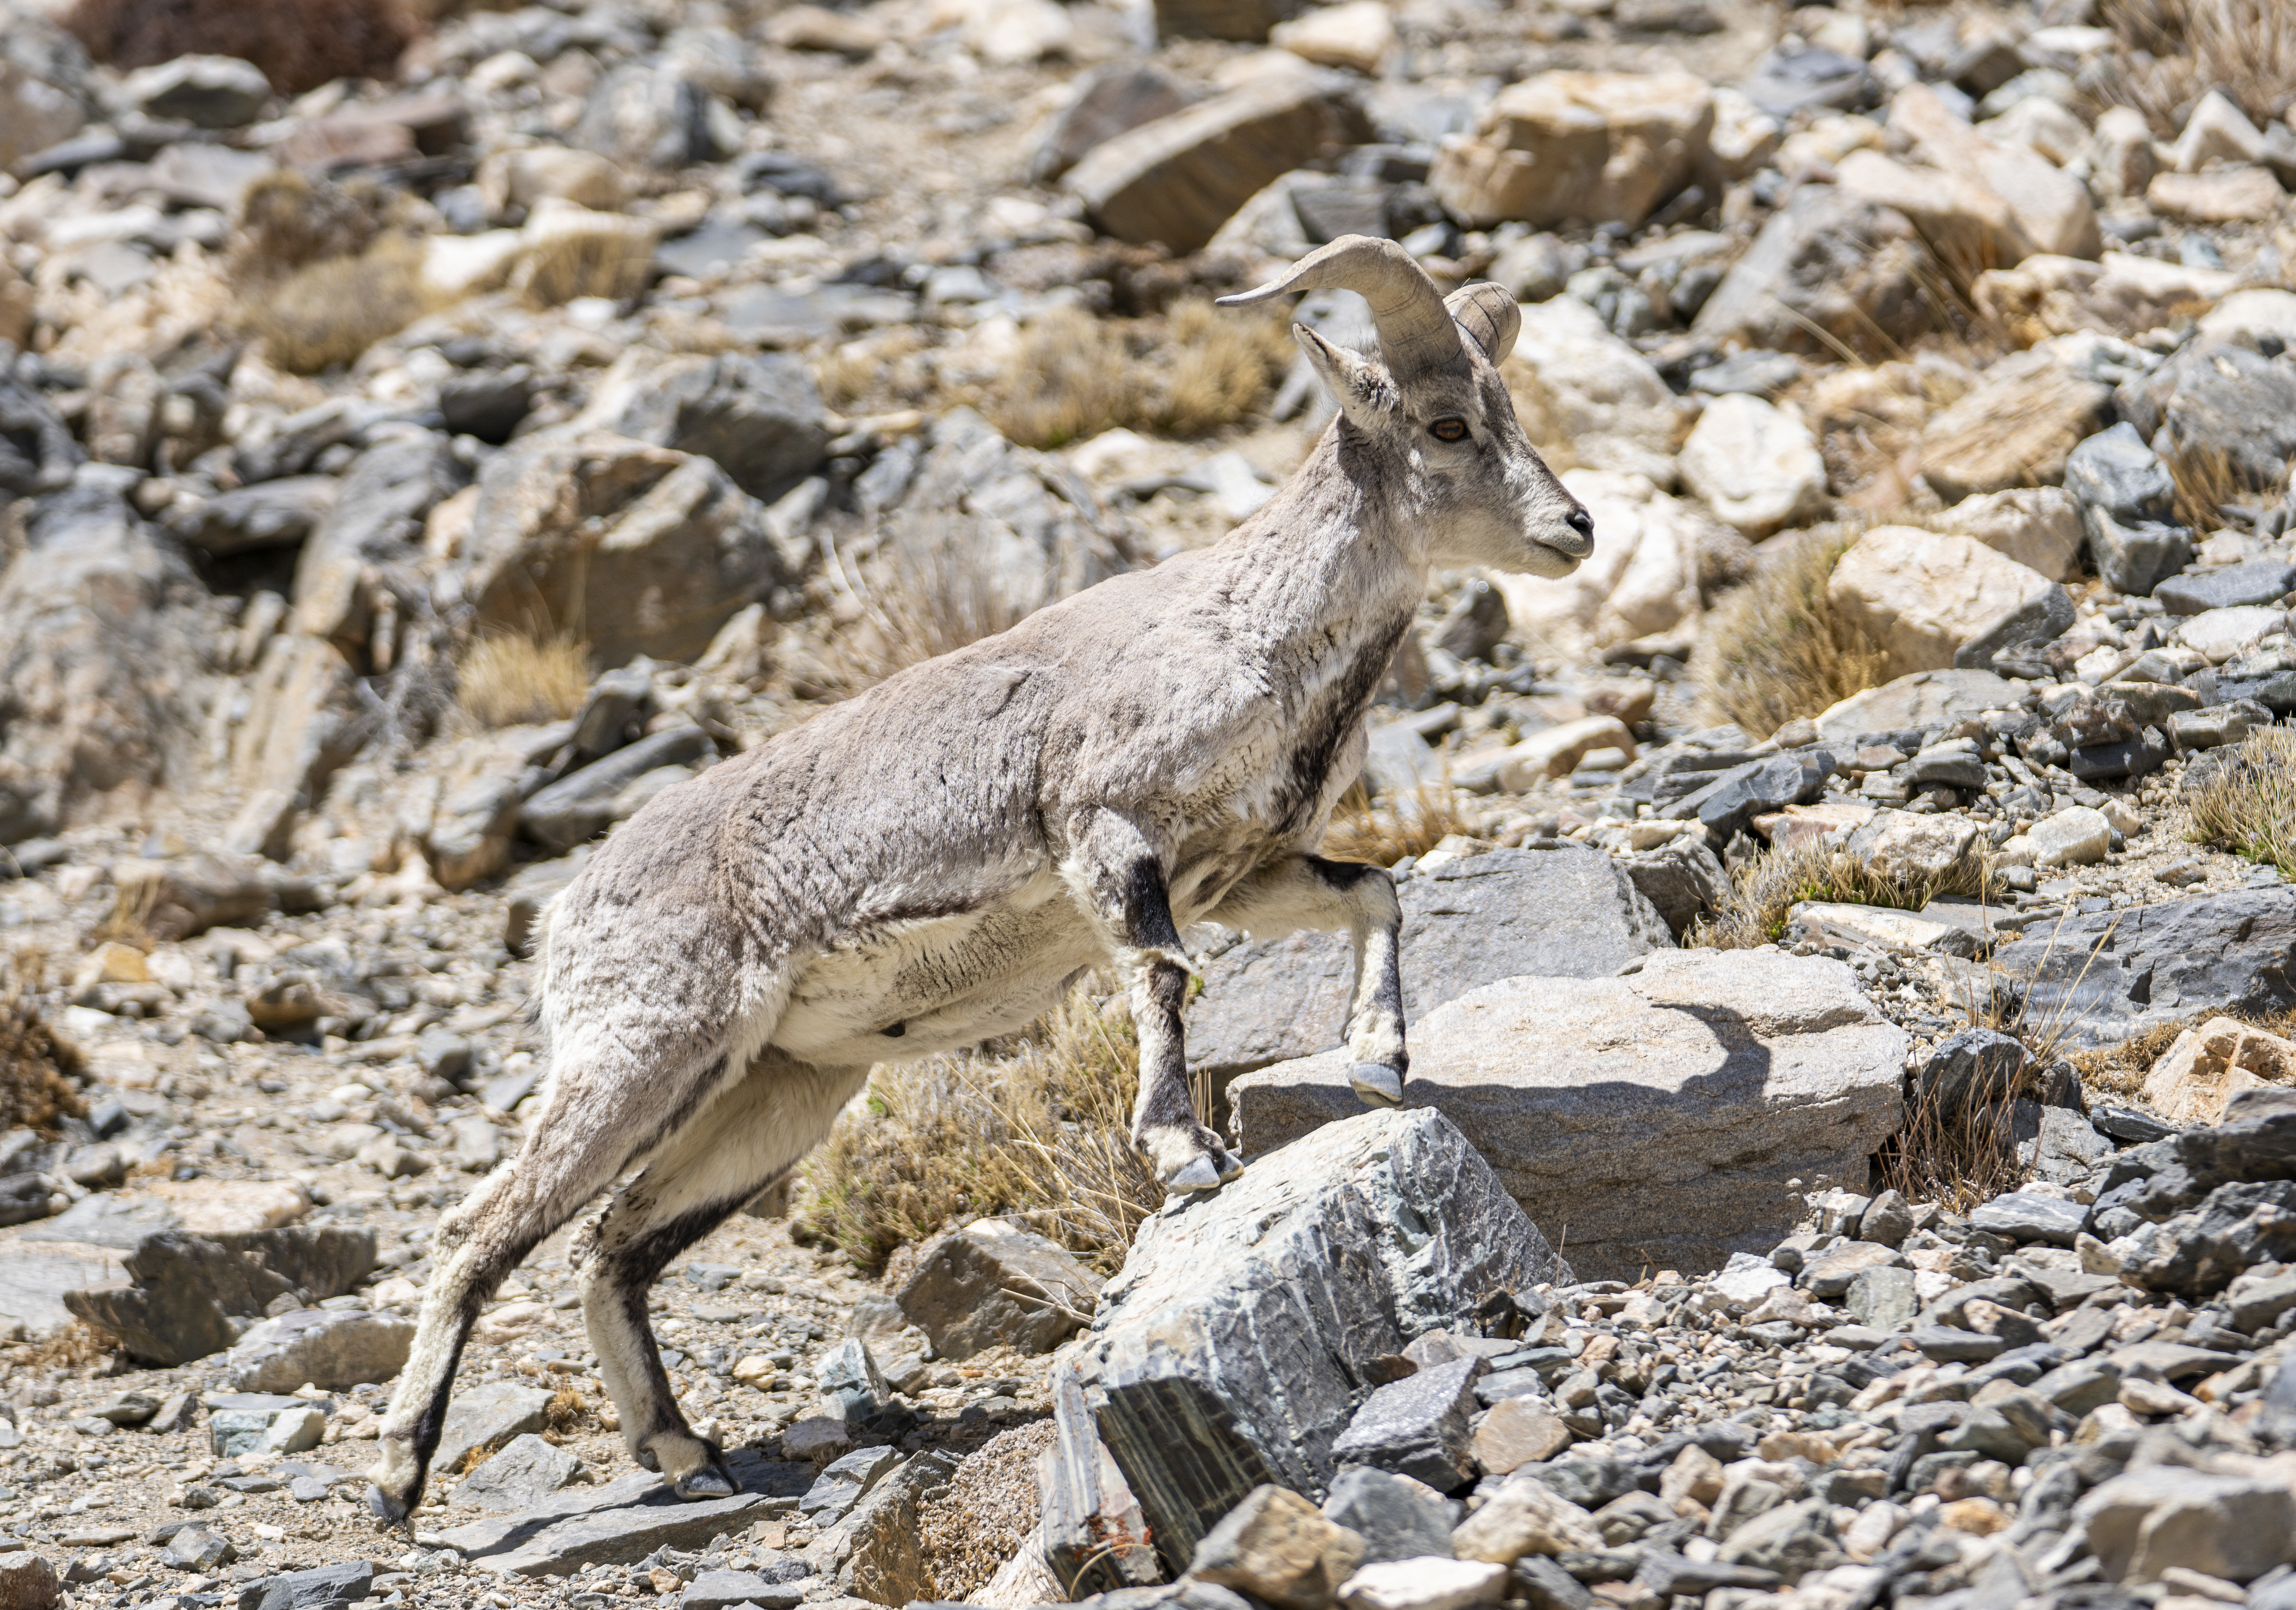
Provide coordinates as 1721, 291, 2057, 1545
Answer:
1517, 547, 1584, 578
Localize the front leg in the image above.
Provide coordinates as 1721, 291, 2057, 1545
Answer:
1202, 854, 1408, 1108
1065, 809, 1242, 1194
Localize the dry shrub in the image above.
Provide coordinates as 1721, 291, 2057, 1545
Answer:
2102, 0, 2296, 127
1320, 780, 1480, 866
2070, 1004, 2296, 1098
244, 235, 432, 374
982, 300, 1292, 450
14, 1320, 113, 1377
2164, 439, 2287, 534
231, 170, 382, 281
1691, 839, 1992, 951
2187, 727, 2296, 880
457, 633, 591, 727
1871, 1081, 2031, 1213
1692, 528, 1891, 740
983, 306, 1130, 450
1153, 298, 1292, 438
0, 955, 85, 1135
63, 0, 419, 95
915, 1419, 1059, 1599
795, 989, 1160, 1275
513, 219, 658, 308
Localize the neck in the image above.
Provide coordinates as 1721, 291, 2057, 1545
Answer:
1219, 421, 1428, 647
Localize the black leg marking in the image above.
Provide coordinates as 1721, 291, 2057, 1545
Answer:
1120, 857, 1185, 953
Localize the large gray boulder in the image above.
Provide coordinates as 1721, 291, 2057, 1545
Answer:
894, 1220, 1100, 1359
1073, 1106, 1569, 1574
290, 432, 465, 660
573, 349, 829, 502
1688, 185, 1941, 360
462, 430, 788, 669
1186, 846, 1673, 1089
64, 1227, 378, 1366
428, 1448, 812, 1575
0, 469, 211, 844
1228, 950, 1908, 1281
0, 20, 90, 171
225, 1307, 414, 1392
1991, 888, 2296, 1048
859, 408, 1138, 632
1812, 669, 2024, 744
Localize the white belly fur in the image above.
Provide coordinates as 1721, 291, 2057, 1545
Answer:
766, 826, 1289, 1068
770, 875, 1104, 1065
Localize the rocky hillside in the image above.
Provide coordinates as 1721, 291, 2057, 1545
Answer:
0, 0, 2293, 1607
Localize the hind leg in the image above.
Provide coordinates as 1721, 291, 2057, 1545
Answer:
367, 997, 774, 1522
366, 1119, 639, 1524
574, 1048, 869, 1496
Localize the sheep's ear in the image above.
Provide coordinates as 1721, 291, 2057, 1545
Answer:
1294, 323, 1390, 428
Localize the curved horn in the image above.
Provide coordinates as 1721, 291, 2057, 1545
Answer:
1446, 282, 1520, 366
1217, 234, 1464, 380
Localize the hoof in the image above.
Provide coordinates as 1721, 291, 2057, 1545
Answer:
1216, 1147, 1245, 1182
1165, 1154, 1223, 1194
672, 1453, 738, 1501
1350, 1062, 1405, 1108
365, 1484, 411, 1529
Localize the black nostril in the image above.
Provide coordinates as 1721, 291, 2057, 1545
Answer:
1567, 509, 1593, 539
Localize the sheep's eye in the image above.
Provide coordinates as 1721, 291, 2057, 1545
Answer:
1429, 418, 1469, 443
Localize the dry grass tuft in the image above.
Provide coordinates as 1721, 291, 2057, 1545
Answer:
457, 632, 591, 727
63, 0, 419, 95
1872, 1081, 2031, 1213
816, 327, 933, 413
231, 171, 384, 281
2070, 1004, 2296, 1097
1693, 528, 1891, 741
984, 306, 1131, 450
982, 299, 1292, 450
915, 1419, 1060, 1599
2102, 0, 2296, 127
1320, 779, 1482, 867
243, 235, 433, 374
2187, 727, 2296, 880
13, 1320, 112, 1378
2164, 438, 2288, 534
542, 1386, 589, 1441
818, 542, 1035, 695
513, 218, 658, 308
0, 955, 85, 1135
1691, 839, 1992, 950
1153, 298, 1292, 438
795, 988, 1161, 1275
86, 880, 158, 954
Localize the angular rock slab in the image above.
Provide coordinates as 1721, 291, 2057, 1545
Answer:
1813, 670, 2023, 745
895, 1219, 1100, 1360
434, 1381, 556, 1476
226, 1307, 414, 1393
1075, 1107, 1569, 1575
1229, 950, 1908, 1281
1989, 888, 2296, 1049
1187, 846, 1673, 1086
64, 1227, 376, 1366
423, 1450, 812, 1575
